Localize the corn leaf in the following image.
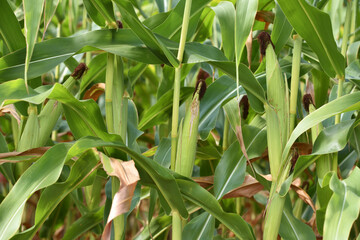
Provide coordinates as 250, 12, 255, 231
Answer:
235, 0, 258, 65
23, 0, 45, 88
323, 167, 360, 240
0, 143, 70, 240
0, 0, 25, 52
212, 1, 235, 61
11, 149, 100, 240
182, 212, 215, 240
283, 92, 360, 164
0, 29, 227, 82
177, 178, 255, 240
277, 0, 344, 77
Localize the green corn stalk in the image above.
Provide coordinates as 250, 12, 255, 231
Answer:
263, 37, 290, 240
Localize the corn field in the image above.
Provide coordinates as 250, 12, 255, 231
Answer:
0, 0, 359, 239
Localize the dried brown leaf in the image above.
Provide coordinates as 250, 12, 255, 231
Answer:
0, 105, 21, 124
101, 157, 140, 240
83, 83, 106, 101
0, 147, 50, 164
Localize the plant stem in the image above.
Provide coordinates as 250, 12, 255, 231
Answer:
172, 212, 182, 240
349, 0, 357, 44
170, 0, 192, 171
170, 0, 192, 237
105, 53, 115, 133
289, 35, 302, 133
341, 0, 352, 58
168, 0, 173, 11
336, 0, 352, 124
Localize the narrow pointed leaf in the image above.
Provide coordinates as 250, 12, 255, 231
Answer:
0, 0, 25, 52
235, 0, 258, 65
23, 0, 45, 87
277, 0, 344, 77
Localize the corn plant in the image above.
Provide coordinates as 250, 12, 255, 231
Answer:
0, 0, 359, 239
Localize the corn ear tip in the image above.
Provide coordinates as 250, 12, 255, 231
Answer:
71, 63, 88, 80
257, 31, 275, 59
239, 95, 249, 120
302, 94, 314, 113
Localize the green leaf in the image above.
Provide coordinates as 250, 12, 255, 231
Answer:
0, 143, 70, 240
83, 0, 107, 27
62, 207, 104, 240
312, 119, 355, 155
279, 196, 316, 240
68, 137, 189, 219
347, 41, 360, 64
277, 0, 345, 78
0, 29, 227, 82
133, 215, 171, 240
293, 120, 357, 178
214, 126, 266, 199
23, 0, 45, 87
198, 76, 245, 140
323, 167, 360, 240
153, 0, 211, 41
312, 68, 330, 108
43, 0, 60, 37
88, 0, 116, 27
138, 87, 194, 130
177, 178, 255, 240
0, 0, 26, 52
182, 212, 215, 240
12, 150, 100, 240
212, 1, 235, 60
235, 0, 258, 65
113, 0, 179, 67
271, 3, 293, 55
346, 60, 360, 81
154, 138, 172, 168
283, 91, 360, 164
